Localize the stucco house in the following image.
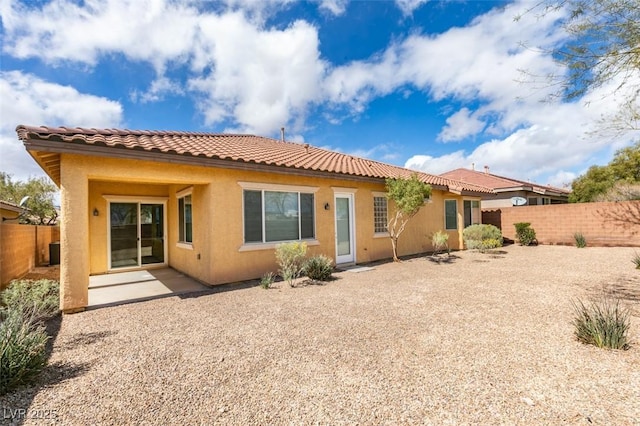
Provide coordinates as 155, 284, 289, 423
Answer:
441, 167, 570, 209
17, 125, 492, 312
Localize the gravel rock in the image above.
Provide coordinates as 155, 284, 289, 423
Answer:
1, 245, 639, 424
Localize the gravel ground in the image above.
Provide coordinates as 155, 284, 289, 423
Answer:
2, 245, 640, 425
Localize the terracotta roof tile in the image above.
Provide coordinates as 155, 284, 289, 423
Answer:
440, 168, 570, 195
17, 125, 493, 194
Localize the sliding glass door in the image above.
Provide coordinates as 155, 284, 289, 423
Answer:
109, 201, 166, 269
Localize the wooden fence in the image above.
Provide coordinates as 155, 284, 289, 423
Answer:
0, 224, 60, 289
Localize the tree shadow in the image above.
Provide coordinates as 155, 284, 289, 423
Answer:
596, 201, 640, 236
426, 254, 461, 264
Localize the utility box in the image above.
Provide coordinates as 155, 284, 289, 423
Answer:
49, 241, 60, 265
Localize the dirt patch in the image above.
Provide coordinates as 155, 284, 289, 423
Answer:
20, 265, 60, 281
2, 245, 639, 424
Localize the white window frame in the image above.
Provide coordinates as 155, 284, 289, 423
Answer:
238, 182, 319, 251
444, 199, 458, 231
463, 199, 481, 227
373, 192, 389, 236
177, 187, 193, 248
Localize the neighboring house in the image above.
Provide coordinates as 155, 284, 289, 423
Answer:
0, 200, 27, 223
17, 125, 491, 312
440, 167, 570, 209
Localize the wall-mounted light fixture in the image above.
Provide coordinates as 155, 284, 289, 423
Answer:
324, 202, 330, 210
93, 208, 99, 216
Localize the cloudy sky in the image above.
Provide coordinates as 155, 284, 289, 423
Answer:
1, 0, 637, 188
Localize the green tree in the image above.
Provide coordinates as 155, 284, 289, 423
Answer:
570, 141, 640, 202
519, 0, 640, 134
0, 172, 58, 225
385, 174, 432, 262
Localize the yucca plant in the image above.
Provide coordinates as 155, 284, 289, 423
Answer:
633, 252, 640, 269
574, 232, 587, 248
572, 297, 630, 350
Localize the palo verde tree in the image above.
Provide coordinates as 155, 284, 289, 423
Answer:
385, 174, 432, 262
0, 172, 58, 225
518, 0, 640, 135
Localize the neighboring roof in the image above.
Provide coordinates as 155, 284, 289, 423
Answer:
16, 125, 493, 195
440, 168, 571, 197
0, 200, 27, 214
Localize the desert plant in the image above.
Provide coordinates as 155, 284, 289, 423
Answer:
463, 224, 503, 250
514, 222, 537, 246
0, 308, 49, 395
260, 272, 275, 290
305, 255, 334, 281
431, 230, 450, 255
572, 297, 630, 350
574, 232, 587, 248
633, 252, 640, 269
1, 279, 59, 322
275, 242, 308, 287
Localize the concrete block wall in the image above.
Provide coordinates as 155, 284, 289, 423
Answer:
482, 201, 640, 247
0, 224, 60, 289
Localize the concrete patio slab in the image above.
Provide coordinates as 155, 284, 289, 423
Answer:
88, 268, 209, 309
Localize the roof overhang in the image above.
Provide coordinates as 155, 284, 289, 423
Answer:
25, 138, 457, 191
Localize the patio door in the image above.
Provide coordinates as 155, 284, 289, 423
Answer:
334, 193, 355, 264
109, 200, 166, 270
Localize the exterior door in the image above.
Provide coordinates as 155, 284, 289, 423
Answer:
109, 201, 165, 269
334, 193, 355, 264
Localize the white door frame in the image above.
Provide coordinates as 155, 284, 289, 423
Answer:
104, 195, 168, 271
334, 191, 356, 264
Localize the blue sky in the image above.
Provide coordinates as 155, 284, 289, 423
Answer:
1, 0, 637, 188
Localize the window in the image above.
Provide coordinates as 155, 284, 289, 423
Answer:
244, 190, 315, 243
445, 199, 458, 230
373, 196, 388, 233
178, 194, 192, 243
463, 200, 481, 227
528, 197, 538, 206
541, 197, 551, 205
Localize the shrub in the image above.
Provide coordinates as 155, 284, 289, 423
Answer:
275, 242, 308, 287
574, 232, 587, 248
572, 298, 630, 350
463, 224, 503, 250
633, 252, 640, 269
1, 279, 59, 322
514, 222, 537, 246
305, 255, 334, 281
431, 230, 449, 254
260, 272, 275, 290
0, 309, 49, 395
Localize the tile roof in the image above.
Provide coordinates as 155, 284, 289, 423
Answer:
17, 125, 493, 194
440, 168, 571, 196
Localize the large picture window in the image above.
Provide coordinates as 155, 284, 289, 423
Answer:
244, 190, 315, 243
178, 194, 192, 243
445, 199, 458, 230
373, 196, 388, 233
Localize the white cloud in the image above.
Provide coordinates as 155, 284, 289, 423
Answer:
394, 0, 429, 16
438, 107, 485, 142
319, 0, 348, 16
130, 77, 184, 104
0, 71, 123, 181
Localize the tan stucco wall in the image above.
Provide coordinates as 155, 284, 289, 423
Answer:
57, 152, 473, 311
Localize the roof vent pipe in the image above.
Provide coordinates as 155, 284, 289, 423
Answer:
280, 127, 285, 142
471, 162, 475, 171
484, 165, 490, 174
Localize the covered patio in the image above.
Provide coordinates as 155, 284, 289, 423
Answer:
88, 268, 209, 309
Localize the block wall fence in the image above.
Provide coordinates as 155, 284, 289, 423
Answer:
482, 201, 640, 247
0, 224, 60, 289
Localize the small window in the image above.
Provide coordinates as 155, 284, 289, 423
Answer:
463, 199, 481, 227
541, 197, 551, 205
373, 196, 388, 233
178, 194, 192, 243
445, 199, 458, 230
528, 197, 538, 206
